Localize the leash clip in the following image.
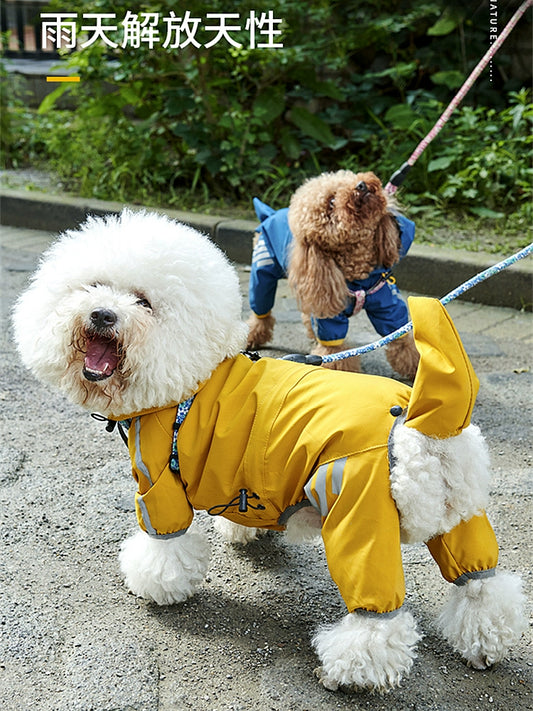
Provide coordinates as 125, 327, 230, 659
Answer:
281, 353, 323, 366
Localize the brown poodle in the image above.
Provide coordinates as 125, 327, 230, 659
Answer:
246, 170, 419, 379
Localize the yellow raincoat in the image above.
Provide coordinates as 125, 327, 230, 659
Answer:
118, 297, 498, 614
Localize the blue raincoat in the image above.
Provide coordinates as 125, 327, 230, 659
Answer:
249, 197, 415, 345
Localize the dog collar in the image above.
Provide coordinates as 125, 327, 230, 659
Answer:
169, 396, 196, 473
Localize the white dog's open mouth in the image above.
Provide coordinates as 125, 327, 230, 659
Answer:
83, 334, 119, 382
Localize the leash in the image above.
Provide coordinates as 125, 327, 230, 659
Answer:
314, 243, 533, 365
385, 0, 533, 195
310, 4, 533, 367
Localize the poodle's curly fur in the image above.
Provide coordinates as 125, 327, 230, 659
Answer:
12, 210, 526, 694
248, 169, 420, 378
288, 170, 401, 317
312, 609, 422, 692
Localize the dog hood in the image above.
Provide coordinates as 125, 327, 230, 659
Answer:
405, 297, 478, 438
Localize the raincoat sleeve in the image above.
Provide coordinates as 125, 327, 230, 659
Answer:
313, 314, 350, 346
395, 214, 415, 257
128, 413, 193, 537
249, 231, 285, 317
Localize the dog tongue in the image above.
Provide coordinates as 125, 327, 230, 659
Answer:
84, 336, 118, 379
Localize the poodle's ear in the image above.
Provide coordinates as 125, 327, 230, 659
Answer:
288, 241, 347, 318
374, 213, 401, 269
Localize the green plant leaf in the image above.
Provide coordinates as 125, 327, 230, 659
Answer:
428, 10, 462, 36
37, 85, 71, 114
288, 107, 336, 146
305, 78, 345, 101
469, 206, 505, 219
280, 128, 301, 160
253, 86, 286, 123
431, 71, 464, 89
427, 156, 455, 172
384, 104, 417, 130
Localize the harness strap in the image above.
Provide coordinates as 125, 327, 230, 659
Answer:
169, 396, 196, 473
347, 273, 390, 315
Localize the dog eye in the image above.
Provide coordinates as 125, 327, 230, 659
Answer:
327, 196, 335, 214
136, 296, 152, 309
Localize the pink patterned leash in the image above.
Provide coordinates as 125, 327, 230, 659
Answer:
385, 0, 532, 195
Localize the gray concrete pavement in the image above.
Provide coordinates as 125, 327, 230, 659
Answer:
1, 225, 532, 711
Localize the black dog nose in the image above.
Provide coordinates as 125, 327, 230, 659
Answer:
355, 181, 368, 193
90, 308, 117, 329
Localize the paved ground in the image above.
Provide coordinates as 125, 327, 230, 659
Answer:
1, 225, 532, 711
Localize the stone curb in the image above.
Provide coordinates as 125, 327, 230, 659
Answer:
1, 188, 531, 310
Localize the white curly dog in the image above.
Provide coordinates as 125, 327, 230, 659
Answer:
13, 210, 526, 693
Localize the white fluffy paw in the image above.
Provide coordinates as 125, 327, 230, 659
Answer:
438, 572, 527, 669
312, 609, 421, 693
314, 665, 340, 691
119, 528, 210, 605
213, 517, 259, 544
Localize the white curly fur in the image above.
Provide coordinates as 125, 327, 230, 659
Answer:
437, 573, 527, 669
313, 610, 421, 692
214, 508, 322, 545
390, 423, 491, 543
213, 517, 259, 544
119, 528, 211, 605
13, 210, 248, 417
284, 507, 322, 543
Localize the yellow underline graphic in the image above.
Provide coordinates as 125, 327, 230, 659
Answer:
46, 76, 81, 83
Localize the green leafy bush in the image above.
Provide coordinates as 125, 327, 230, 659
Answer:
350, 89, 532, 226
3, 0, 531, 231
429, 90, 532, 221
0, 44, 35, 169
